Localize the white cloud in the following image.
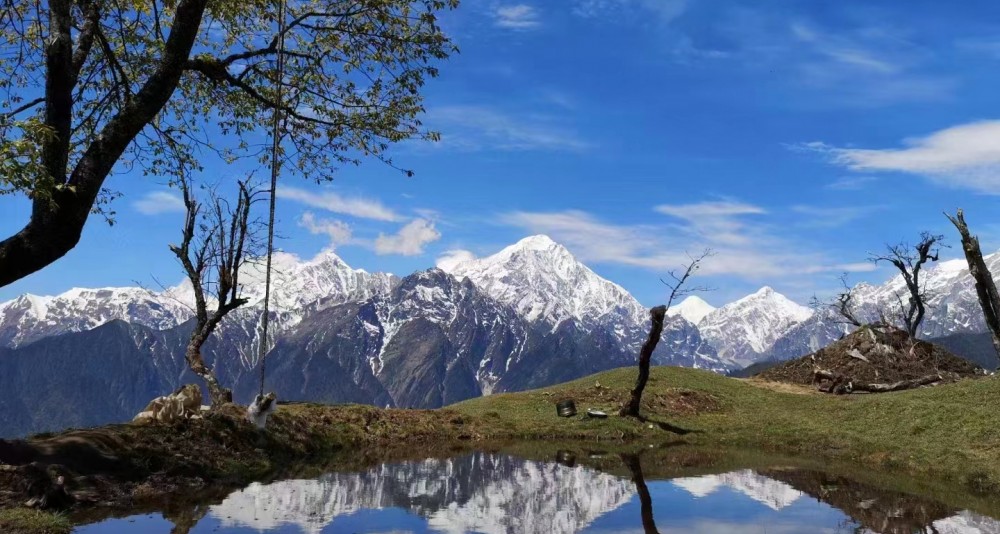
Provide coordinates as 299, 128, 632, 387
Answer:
494, 4, 540, 30
425, 105, 589, 152
133, 191, 185, 215
804, 120, 1000, 194
298, 212, 353, 248
436, 249, 477, 272
278, 187, 402, 221
374, 219, 441, 256
501, 202, 874, 280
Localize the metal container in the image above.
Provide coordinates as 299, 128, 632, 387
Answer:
556, 399, 577, 417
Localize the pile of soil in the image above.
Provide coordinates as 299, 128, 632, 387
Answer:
757, 325, 986, 389
550, 378, 721, 417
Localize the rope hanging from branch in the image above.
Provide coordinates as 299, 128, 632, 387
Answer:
258, 0, 287, 397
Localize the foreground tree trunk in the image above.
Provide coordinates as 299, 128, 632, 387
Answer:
620, 306, 667, 417
185, 339, 233, 407
946, 209, 1000, 368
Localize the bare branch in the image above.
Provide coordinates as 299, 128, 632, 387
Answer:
622, 248, 715, 418
170, 174, 266, 407
869, 233, 946, 337
660, 249, 716, 312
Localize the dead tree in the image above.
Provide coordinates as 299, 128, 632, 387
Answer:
170, 177, 265, 407
869, 233, 944, 338
946, 209, 1000, 368
620, 250, 712, 418
811, 273, 864, 327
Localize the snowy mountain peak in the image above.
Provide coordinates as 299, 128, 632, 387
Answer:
514, 234, 561, 251
697, 287, 812, 368
668, 296, 716, 325
737, 287, 812, 322
448, 236, 644, 327
672, 470, 803, 511
0, 250, 396, 349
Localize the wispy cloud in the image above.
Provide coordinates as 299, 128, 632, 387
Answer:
425, 105, 590, 152
436, 249, 477, 272
825, 175, 878, 191
299, 212, 353, 248
669, 8, 955, 106
278, 187, 402, 221
802, 120, 1000, 194
374, 219, 441, 256
573, 0, 687, 23
501, 201, 875, 281
494, 4, 541, 30
956, 36, 1000, 60
790, 204, 884, 228
133, 191, 185, 215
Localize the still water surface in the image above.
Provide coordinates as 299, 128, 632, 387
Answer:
74, 452, 1000, 533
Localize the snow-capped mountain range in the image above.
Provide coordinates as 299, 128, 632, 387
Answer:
210, 453, 635, 534
3, 233, 999, 371
2, 234, 999, 436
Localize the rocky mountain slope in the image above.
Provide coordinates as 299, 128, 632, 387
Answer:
696, 287, 812, 369
5, 234, 1000, 436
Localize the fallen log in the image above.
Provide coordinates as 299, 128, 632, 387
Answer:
813, 369, 943, 394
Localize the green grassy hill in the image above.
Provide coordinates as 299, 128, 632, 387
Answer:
454, 366, 1000, 492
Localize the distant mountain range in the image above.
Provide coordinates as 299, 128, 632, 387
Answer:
1, 235, 998, 437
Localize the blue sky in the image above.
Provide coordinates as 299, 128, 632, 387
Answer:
5, 0, 1000, 306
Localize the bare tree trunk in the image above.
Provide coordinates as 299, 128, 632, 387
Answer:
813, 369, 942, 393
621, 454, 660, 534
620, 306, 667, 418
184, 340, 232, 407
170, 177, 262, 409
947, 209, 1000, 368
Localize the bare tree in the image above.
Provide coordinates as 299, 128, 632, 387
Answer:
620, 250, 713, 418
869, 233, 944, 338
946, 209, 1000, 367
811, 273, 864, 328
170, 177, 265, 407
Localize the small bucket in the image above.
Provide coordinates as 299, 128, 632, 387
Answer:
556, 399, 577, 417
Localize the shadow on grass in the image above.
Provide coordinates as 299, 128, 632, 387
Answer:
634, 414, 701, 436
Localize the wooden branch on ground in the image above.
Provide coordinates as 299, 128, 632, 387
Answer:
812, 369, 942, 394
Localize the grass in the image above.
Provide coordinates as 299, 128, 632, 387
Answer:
0, 509, 71, 534
452, 366, 1000, 491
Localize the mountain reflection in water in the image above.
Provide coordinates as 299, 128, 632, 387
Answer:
73, 452, 1000, 534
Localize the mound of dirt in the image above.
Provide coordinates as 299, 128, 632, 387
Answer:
758, 325, 986, 391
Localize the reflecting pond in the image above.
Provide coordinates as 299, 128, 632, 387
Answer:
73, 450, 1000, 533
